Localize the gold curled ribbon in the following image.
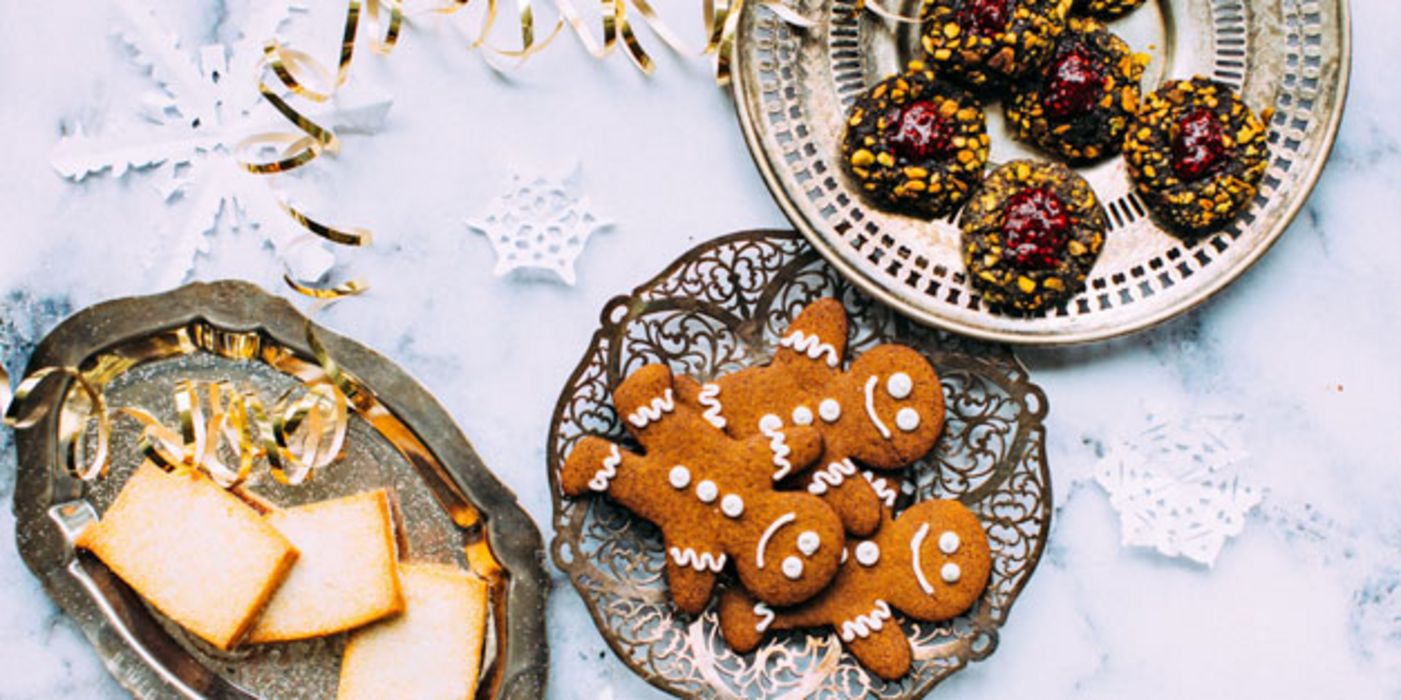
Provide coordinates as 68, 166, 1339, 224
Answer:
2, 366, 111, 482
117, 375, 350, 488
235, 0, 404, 299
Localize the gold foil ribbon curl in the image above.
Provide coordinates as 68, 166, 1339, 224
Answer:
0, 325, 352, 489
235, 0, 402, 300
1, 366, 111, 482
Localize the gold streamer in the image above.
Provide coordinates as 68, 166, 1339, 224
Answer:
2, 366, 112, 482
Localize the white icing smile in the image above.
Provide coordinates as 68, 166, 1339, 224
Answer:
756, 512, 796, 570
863, 376, 892, 439
910, 523, 936, 595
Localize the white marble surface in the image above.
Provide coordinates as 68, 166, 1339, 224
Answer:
1, 0, 1398, 698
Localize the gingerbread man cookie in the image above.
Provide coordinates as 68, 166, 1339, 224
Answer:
717, 499, 991, 681
561, 364, 847, 614
690, 299, 946, 537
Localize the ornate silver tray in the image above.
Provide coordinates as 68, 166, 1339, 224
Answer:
731, 0, 1350, 344
11, 281, 548, 699
548, 230, 1050, 698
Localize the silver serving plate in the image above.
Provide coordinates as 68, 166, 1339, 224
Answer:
11, 281, 548, 699
549, 230, 1051, 698
732, 0, 1350, 344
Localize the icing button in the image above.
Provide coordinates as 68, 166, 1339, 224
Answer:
887, 372, 913, 399
818, 398, 842, 423
669, 465, 692, 490
758, 413, 784, 433
696, 480, 719, 504
895, 407, 921, 432
791, 405, 814, 426
854, 541, 881, 567
721, 494, 745, 518
938, 531, 960, 555
781, 555, 804, 580
797, 531, 821, 557
941, 562, 961, 583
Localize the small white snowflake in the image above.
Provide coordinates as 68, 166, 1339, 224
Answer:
1094, 413, 1262, 567
50, 0, 392, 288
466, 168, 611, 285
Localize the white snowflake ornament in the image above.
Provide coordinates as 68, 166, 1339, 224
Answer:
1094, 413, 1262, 567
467, 169, 611, 285
50, 0, 392, 288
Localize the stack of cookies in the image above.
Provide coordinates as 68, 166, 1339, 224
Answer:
77, 468, 489, 700
561, 298, 993, 681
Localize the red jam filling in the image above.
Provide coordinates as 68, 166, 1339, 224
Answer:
1171, 107, 1229, 181
888, 101, 956, 162
958, 0, 1013, 37
1001, 187, 1072, 270
1042, 46, 1105, 120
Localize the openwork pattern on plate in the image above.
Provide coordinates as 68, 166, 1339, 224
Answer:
548, 231, 1051, 698
735, 0, 1348, 341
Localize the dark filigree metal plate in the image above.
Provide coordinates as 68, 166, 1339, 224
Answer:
11, 281, 548, 700
547, 231, 1051, 698
731, 0, 1350, 344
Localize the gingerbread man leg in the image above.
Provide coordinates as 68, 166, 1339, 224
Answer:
842, 617, 912, 682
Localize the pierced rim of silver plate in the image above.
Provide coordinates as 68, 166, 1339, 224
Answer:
731, 0, 1351, 345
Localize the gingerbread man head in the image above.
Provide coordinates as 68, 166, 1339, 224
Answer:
560, 364, 847, 613
699, 299, 946, 536
718, 498, 991, 681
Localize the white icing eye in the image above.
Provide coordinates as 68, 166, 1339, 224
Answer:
721, 494, 745, 518
854, 541, 880, 567
797, 531, 821, 556
791, 406, 814, 426
781, 556, 804, 580
895, 408, 921, 432
841, 547, 849, 564
758, 413, 784, 433
941, 562, 961, 583
886, 372, 913, 399
669, 466, 691, 489
696, 480, 718, 503
818, 399, 842, 423
938, 531, 960, 554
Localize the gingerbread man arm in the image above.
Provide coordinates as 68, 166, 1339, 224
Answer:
772, 298, 849, 371
559, 436, 670, 522
665, 536, 725, 615
717, 586, 835, 654
743, 423, 824, 484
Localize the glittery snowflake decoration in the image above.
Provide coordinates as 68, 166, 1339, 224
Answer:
467, 169, 611, 285
50, 0, 392, 288
1094, 413, 1262, 567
